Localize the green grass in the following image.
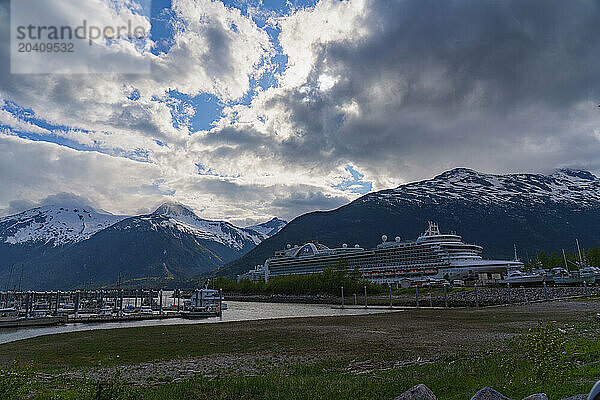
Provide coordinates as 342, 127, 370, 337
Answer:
1, 301, 599, 399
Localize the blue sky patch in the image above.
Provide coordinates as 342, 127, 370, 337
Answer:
333, 165, 373, 194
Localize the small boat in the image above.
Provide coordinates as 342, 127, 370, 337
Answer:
99, 305, 113, 316
572, 270, 596, 284
500, 269, 545, 285
579, 266, 600, 280
548, 267, 584, 285
0, 307, 67, 328
0, 307, 19, 323
0, 316, 67, 328
181, 288, 224, 319
139, 306, 153, 315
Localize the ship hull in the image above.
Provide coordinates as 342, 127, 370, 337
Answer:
499, 276, 545, 286
0, 315, 67, 328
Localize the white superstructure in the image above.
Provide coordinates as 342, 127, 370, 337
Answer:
260, 222, 523, 284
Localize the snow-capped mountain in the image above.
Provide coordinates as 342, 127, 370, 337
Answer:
0, 205, 126, 246
150, 202, 266, 250
221, 168, 600, 278
375, 168, 600, 208
246, 217, 287, 237
0, 201, 286, 289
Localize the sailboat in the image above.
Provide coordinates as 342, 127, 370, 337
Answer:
551, 245, 595, 284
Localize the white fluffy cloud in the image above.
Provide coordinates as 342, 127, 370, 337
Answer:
0, 135, 164, 215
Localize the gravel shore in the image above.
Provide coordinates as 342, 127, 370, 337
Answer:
226, 286, 599, 307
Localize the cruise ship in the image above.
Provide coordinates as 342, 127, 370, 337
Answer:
261, 222, 523, 284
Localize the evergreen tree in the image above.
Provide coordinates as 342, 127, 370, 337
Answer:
586, 246, 600, 267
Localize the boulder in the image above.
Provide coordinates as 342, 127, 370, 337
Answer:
590, 381, 600, 400
471, 387, 513, 400
394, 384, 437, 400
560, 396, 587, 400
522, 395, 548, 400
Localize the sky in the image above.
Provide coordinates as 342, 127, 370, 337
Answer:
1, 0, 600, 225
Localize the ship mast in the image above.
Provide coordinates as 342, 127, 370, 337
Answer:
562, 249, 568, 270
576, 239, 584, 267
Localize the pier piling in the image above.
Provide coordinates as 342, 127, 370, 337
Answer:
443, 285, 448, 308
415, 286, 419, 308
388, 284, 392, 309
54, 291, 60, 315
341, 286, 344, 308
543, 282, 548, 301
364, 286, 367, 308
219, 288, 223, 320
475, 284, 479, 307
74, 291, 80, 318
159, 290, 163, 315
25, 292, 31, 318
119, 290, 124, 315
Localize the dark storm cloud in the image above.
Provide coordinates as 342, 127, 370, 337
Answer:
270, 190, 348, 214
210, 0, 600, 183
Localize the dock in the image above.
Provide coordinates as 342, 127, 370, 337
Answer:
0, 288, 222, 329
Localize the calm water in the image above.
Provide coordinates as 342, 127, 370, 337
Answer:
0, 301, 392, 344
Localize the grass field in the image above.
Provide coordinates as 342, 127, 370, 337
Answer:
1, 299, 599, 399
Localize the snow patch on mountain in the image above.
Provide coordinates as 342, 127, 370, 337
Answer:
365, 168, 600, 207
149, 202, 266, 250
246, 218, 287, 237
0, 205, 127, 246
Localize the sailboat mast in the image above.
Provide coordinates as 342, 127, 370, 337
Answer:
576, 239, 584, 266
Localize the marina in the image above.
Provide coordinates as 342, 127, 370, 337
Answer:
0, 300, 392, 344
0, 288, 225, 328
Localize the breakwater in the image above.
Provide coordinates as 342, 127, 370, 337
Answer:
226, 285, 600, 307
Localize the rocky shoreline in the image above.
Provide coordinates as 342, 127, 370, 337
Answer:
226, 286, 599, 307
